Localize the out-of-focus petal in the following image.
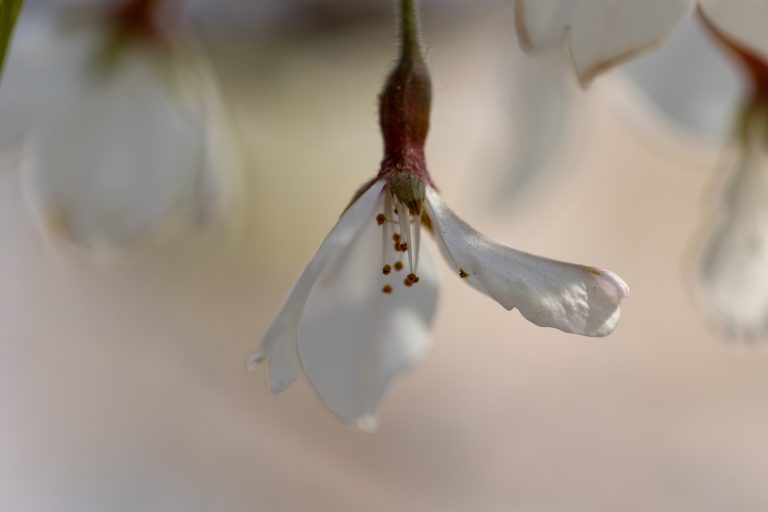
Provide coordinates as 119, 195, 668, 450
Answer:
0, 14, 92, 152
173, 48, 250, 240
21, 48, 206, 262
248, 180, 385, 394
425, 188, 628, 337
297, 192, 439, 430
698, 121, 768, 338
492, 44, 573, 206
515, 0, 692, 84
700, 0, 768, 58
622, 13, 742, 140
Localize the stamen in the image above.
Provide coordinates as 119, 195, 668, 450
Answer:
376, 213, 386, 225
382, 264, 392, 275
382, 192, 393, 266
394, 261, 404, 272
414, 212, 421, 271
382, 284, 393, 294
459, 268, 469, 279
397, 200, 414, 272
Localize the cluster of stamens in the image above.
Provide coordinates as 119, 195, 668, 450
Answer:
378, 190, 422, 294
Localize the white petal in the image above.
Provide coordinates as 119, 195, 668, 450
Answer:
515, 0, 692, 84
700, 0, 768, 58
21, 47, 207, 261
297, 193, 439, 429
0, 15, 93, 152
425, 188, 628, 337
621, 12, 742, 139
698, 124, 768, 338
248, 180, 386, 395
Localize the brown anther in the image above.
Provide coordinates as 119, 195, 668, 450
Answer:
394, 261, 404, 271
382, 264, 392, 275
382, 284, 393, 294
459, 268, 469, 279
393, 233, 401, 242
403, 279, 414, 287
399, 242, 408, 252
376, 213, 386, 226
406, 273, 418, 283
414, 276, 420, 283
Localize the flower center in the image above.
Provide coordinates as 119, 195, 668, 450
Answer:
377, 188, 422, 293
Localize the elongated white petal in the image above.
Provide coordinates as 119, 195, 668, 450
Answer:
248, 181, 386, 394
425, 188, 628, 337
698, 124, 768, 338
515, 0, 692, 84
494, 45, 573, 205
298, 193, 439, 430
622, 13, 741, 139
21, 48, 208, 261
700, 0, 768, 58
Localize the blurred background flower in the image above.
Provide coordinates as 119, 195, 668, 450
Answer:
2, 1, 768, 511
2, 0, 248, 262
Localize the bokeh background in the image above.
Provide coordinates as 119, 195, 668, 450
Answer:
2, 1, 767, 511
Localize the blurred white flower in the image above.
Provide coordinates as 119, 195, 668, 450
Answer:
0, 7, 246, 262
249, 177, 629, 430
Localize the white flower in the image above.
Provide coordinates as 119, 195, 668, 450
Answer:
514, 0, 767, 85
249, 178, 629, 430
0, 13, 245, 262
699, 108, 768, 338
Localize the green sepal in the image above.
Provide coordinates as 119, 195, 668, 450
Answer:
387, 171, 425, 215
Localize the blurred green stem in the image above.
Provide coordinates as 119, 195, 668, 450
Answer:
400, 0, 423, 64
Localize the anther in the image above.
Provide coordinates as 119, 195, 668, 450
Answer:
399, 242, 408, 252
406, 273, 418, 284
376, 213, 386, 226
403, 279, 413, 287
459, 268, 469, 279
393, 233, 401, 242
382, 284, 393, 294
394, 261, 404, 271
382, 264, 392, 275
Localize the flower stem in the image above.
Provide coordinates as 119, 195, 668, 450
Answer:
400, 0, 423, 64
377, 0, 433, 188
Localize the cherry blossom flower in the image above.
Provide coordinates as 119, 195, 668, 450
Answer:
0, 1, 245, 262
250, 0, 629, 430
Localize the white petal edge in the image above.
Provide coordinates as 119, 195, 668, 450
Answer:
425, 187, 628, 337
297, 191, 439, 429
515, 0, 693, 85
247, 180, 386, 394
170, 45, 250, 241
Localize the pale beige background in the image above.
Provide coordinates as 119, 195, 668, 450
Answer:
1, 10, 767, 512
